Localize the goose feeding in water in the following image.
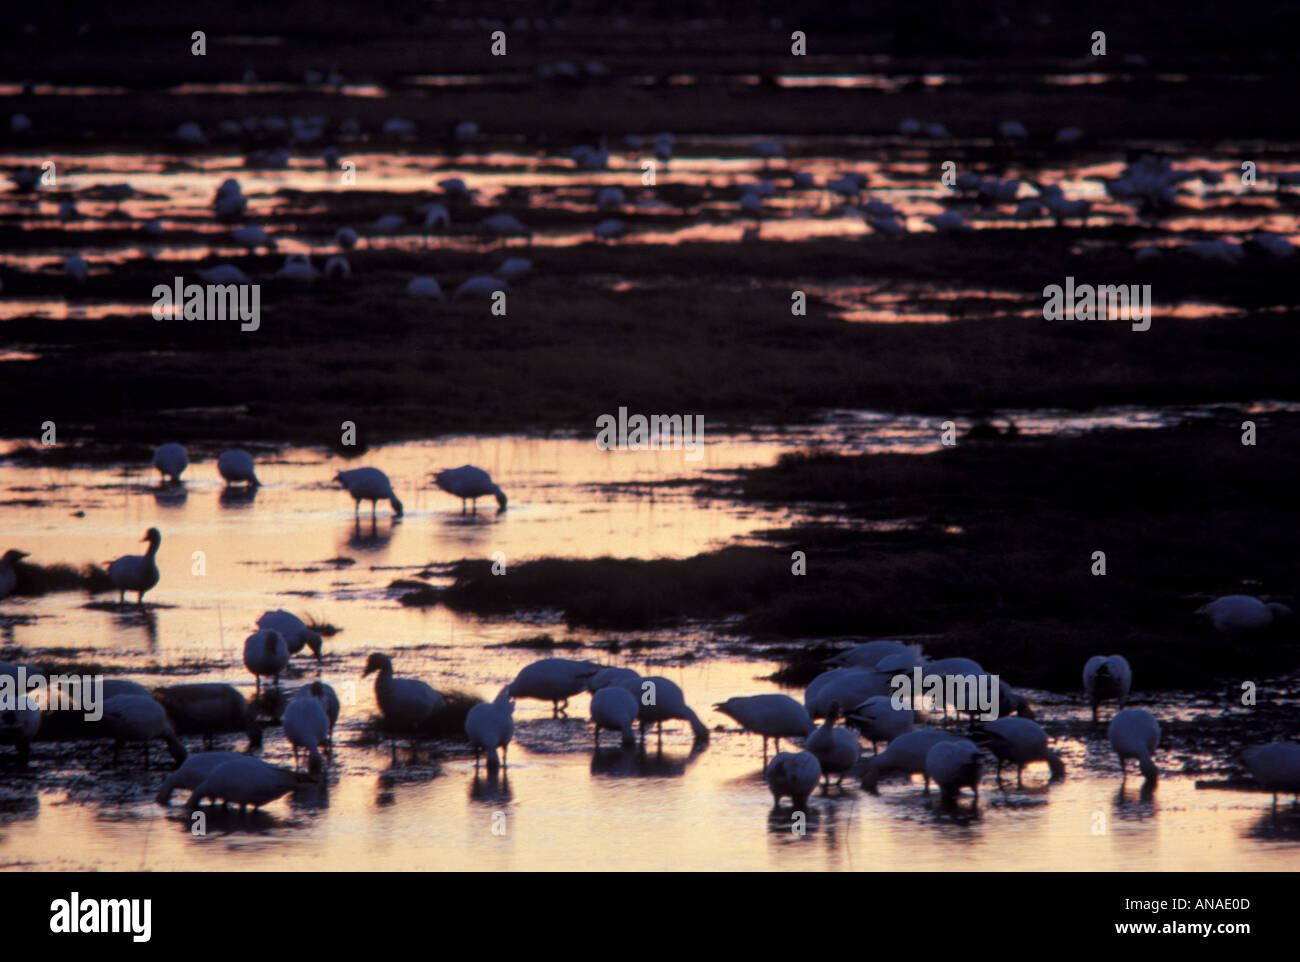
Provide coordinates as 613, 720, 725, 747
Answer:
212, 178, 246, 219
597, 186, 625, 211
407, 276, 444, 299
590, 685, 639, 747
230, 226, 276, 253
155, 750, 245, 805
243, 629, 289, 695
334, 467, 403, 521
108, 528, 161, 604
507, 657, 601, 717
861, 728, 963, 793
323, 255, 351, 280
420, 203, 450, 245
334, 226, 358, 251
1241, 743, 1300, 811
151, 443, 188, 482
0, 692, 41, 767
998, 120, 1028, 139
1196, 594, 1293, 636
292, 681, 340, 742
826, 640, 920, 670
362, 653, 446, 753
0, 549, 29, 600
1108, 707, 1160, 781
481, 213, 530, 245
765, 751, 822, 810
496, 257, 532, 282
805, 668, 893, 720
925, 738, 983, 803
199, 264, 250, 285
979, 716, 1064, 787
217, 449, 259, 487
925, 211, 968, 232
593, 218, 626, 242
1083, 655, 1132, 722
370, 213, 406, 236
431, 465, 507, 512
256, 609, 324, 660
464, 686, 515, 771
714, 694, 814, 758
101, 694, 187, 768
453, 275, 507, 300
610, 674, 709, 743
277, 253, 316, 283
185, 757, 305, 811
155, 683, 262, 751
804, 702, 861, 789
283, 691, 331, 773
65, 255, 89, 284
844, 695, 914, 753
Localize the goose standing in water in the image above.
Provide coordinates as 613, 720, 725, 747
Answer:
155, 683, 262, 751
1241, 743, 1300, 811
1197, 595, 1293, 636
845, 695, 914, 753
155, 750, 244, 804
1109, 708, 1161, 781
334, 467, 403, 520
714, 694, 814, 759
464, 686, 515, 771
0, 549, 28, 600
925, 738, 983, 804
431, 465, 507, 512
0, 692, 41, 766
243, 629, 289, 695
507, 657, 600, 717
151, 443, 188, 482
611, 674, 709, 744
185, 756, 305, 811
217, 449, 260, 487
765, 751, 822, 810
861, 729, 963, 793
283, 690, 331, 773
292, 681, 340, 744
257, 609, 324, 661
804, 702, 861, 789
1083, 654, 1132, 722
590, 685, 639, 747
108, 528, 161, 604
101, 695, 187, 768
363, 653, 446, 758
979, 716, 1065, 787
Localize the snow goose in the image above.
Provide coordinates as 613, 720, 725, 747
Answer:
101, 694, 187, 768
362, 652, 446, 736
334, 467, 403, 520
980, 716, 1064, 786
844, 695, 914, 753
453, 275, 508, 300
610, 674, 709, 743
765, 751, 821, 809
151, 443, 188, 482
431, 465, 507, 512
217, 449, 259, 487
507, 657, 601, 717
185, 756, 304, 811
590, 685, 638, 746
155, 750, 244, 804
256, 609, 324, 660
283, 690, 331, 772
804, 702, 861, 789
155, 683, 261, 751
1109, 708, 1160, 781
1083, 655, 1132, 722
861, 729, 963, 793
714, 694, 814, 757
108, 528, 161, 604
407, 276, 444, 298
925, 738, 983, 803
464, 685, 515, 771
243, 629, 289, 695
292, 681, 340, 742
1241, 743, 1300, 811
826, 640, 920, 670
1197, 595, 1292, 635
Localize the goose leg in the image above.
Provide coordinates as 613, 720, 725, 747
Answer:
1017, 766, 1023, 789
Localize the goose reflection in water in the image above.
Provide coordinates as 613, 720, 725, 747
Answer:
345, 516, 395, 552
218, 485, 259, 509
469, 768, 512, 805
151, 483, 187, 508
589, 743, 704, 778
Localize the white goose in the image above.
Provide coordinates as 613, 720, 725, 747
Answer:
1083, 655, 1132, 722
151, 443, 188, 482
590, 685, 639, 746
407, 276, 444, 299
1241, 743, 1300, 811
507, 657, 601, 717
925, 738, 983, 803
981, 717, 1064, 786
334, 467, 403, 520
861, 729, 963, 793
217, 449, 260, 487
185, 756, 303, 811
431, 465, 507, 512
1109, 708, 1160, 781
1197, 595, 1292, 635
101, 694, 188, 767
713, 694, 814, 757
283, 691, 331, 773
108, 528, 161, 604
804, 702, 861, 789
453, 275, 508, 300
363, 652, 446, 748
154, 683, 262, 751
292, 681, 340, 742
844, 695, 914, 753
827, 640, 919, 669
610, 674, 709, 743
765, 751, 822, 810
256, 609, 324, 660
243, 629, 289, 695
464, 686, 515, 771
155, 750, 244, 805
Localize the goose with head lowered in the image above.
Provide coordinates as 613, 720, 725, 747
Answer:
108, 528, 161, 604
101, 694, 187, 768
464, 686, 515, 772
765, 751, 822, 810
610, 674, 709, 744
431, 465, 507, 513
256, 609, 324, 661
155, 683, 262, 751
1241, 743, 1300, 812
804, 701, 861, 789
590, 684, 639, 747
1109, 708, 1160, 782
185, 756, 308, 812
151, 443, 188, 482
714, 694, 814, 759
217, 449, 260, 487
925, 738, 984, 804
977, 716, 1065, 787
243, 629, 289, 695
861, 728, 963, 794
283, 686, 331, 773
507, 657, 600, 717
334, 467, 403, 521
156, 750, 244, 805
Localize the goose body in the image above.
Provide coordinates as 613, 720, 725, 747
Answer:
453, 275, 507, 299
277, 253, 315, 283
804, 705, 861, 787
585, 666, 641, 692
256, 609, 324, 659
925, 738, 983, 802
101, 694, 187, 767
611, 675, 709, 742
1083, 655, 1132, 722
217, 449, 260, 487
714, 694, 814, 756
199, 264, 250, 285
827, 640, 918, 669
283, 692, 330, 773
335, 467, 403, 520
496, 257, 532, 282
108, 528, 161, 604
243, 629, 289, 694
981, 717, 1064, 786
805, 668, 892, 719
508, 657, 600, 716
0, 549, 28, 599
1109, 708, 1160, 780
154, 683, 261, 751
155, 751, 244, 804
464, 686, 515, 770
861, 729, 963, 793
1241, 743, 1300, 810
590, 685, 639, 746
765, 751, 822, 809
432, 465, 507, 511
363, 653, 446, 729
186, 757, 302, 810
152, 443, 188, 482
1197, 595, 1292, 635
844, 695, 914, 752
292, 681, 340, 737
